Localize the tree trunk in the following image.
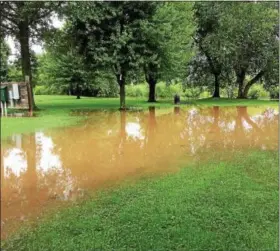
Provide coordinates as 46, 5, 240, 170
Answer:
241, 85, 250, 99
242, 70, 265, 98
76, 83, 81, 99
147, 75, 157, 102
18, 20, 36, 109
212, 74, 220, 98
69, 82, 73, 95
119, 82, 125, 109
236, 70, 246, 99
117, 73, 126, 110
148, 82, 156, 102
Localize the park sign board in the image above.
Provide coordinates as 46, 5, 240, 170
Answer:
0, 82, 29, 108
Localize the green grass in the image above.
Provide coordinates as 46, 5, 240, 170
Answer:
2, 150, 278, 251
1, 95, 277, 139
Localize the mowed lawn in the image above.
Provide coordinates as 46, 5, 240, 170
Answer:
1, 95, 278, 138
2, 150, 278, 251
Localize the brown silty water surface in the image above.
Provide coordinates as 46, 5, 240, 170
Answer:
1, 106, 278, 239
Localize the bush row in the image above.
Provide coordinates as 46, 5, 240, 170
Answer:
35, 82, 277, 100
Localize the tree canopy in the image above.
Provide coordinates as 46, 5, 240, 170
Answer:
0, 1, 60, 108
190, 1, 278, 99
1, 1, 279, 107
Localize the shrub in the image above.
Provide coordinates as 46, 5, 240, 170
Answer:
155, 82, 168, 98
97, 81, 119, 97
219, 88, 226, 98
268, 86, 279, 100
155, 82, 183, 98
169, 83, 183, 97
248, 84, 270, 99
34, 85, 56, 95
199, 90, 211, 99
183, 87, 200, 99
126, 84, 148, 98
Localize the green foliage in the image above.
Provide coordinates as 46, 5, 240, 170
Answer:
191, 2, 279, 98
0, 2, 60, 37
69, 2, 158, 76
124, 83, 242, 100
65, 2, 162, 107
34, 85, 60, 95
219, 2, 278, 96
36, 49, 121, 97
126, 83, 185, 99
183, 87, 201, 99
199, 90, 211, 99
125, 83, 214, 99
190, 2, 226, 95
2, 2, 278, 102
0, 39, 10, 82
142, 3, 194, 83
155, 82, 183, 98
1, 1, 61, 108
248, 84, 270, 100
159, 3, 195, 81
7, 63, 22, 82
96, 78, 119, 98
220, 88, 237, 98
126, 84, 148, 98
38, 27, 99, 97
267, 86, 279, 100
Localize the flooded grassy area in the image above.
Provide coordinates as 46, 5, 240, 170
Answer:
1, 104, 278, 250
1, 95, 277, 139
1, 151, 278, 250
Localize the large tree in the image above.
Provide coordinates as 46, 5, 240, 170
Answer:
0, 2, 60, 108
219, 2, 278, 98
37, 21, 120, 98
141, 2, 194, 102
40, 26, 90, 99
192, 2, 224, 98
67, 2, 158, 109
191, 2, 278, 99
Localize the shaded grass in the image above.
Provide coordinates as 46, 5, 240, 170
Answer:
2, 150, 278, 251
1, 95, 277, 139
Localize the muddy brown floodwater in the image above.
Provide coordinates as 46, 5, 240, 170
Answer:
1, 106, 278, 239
